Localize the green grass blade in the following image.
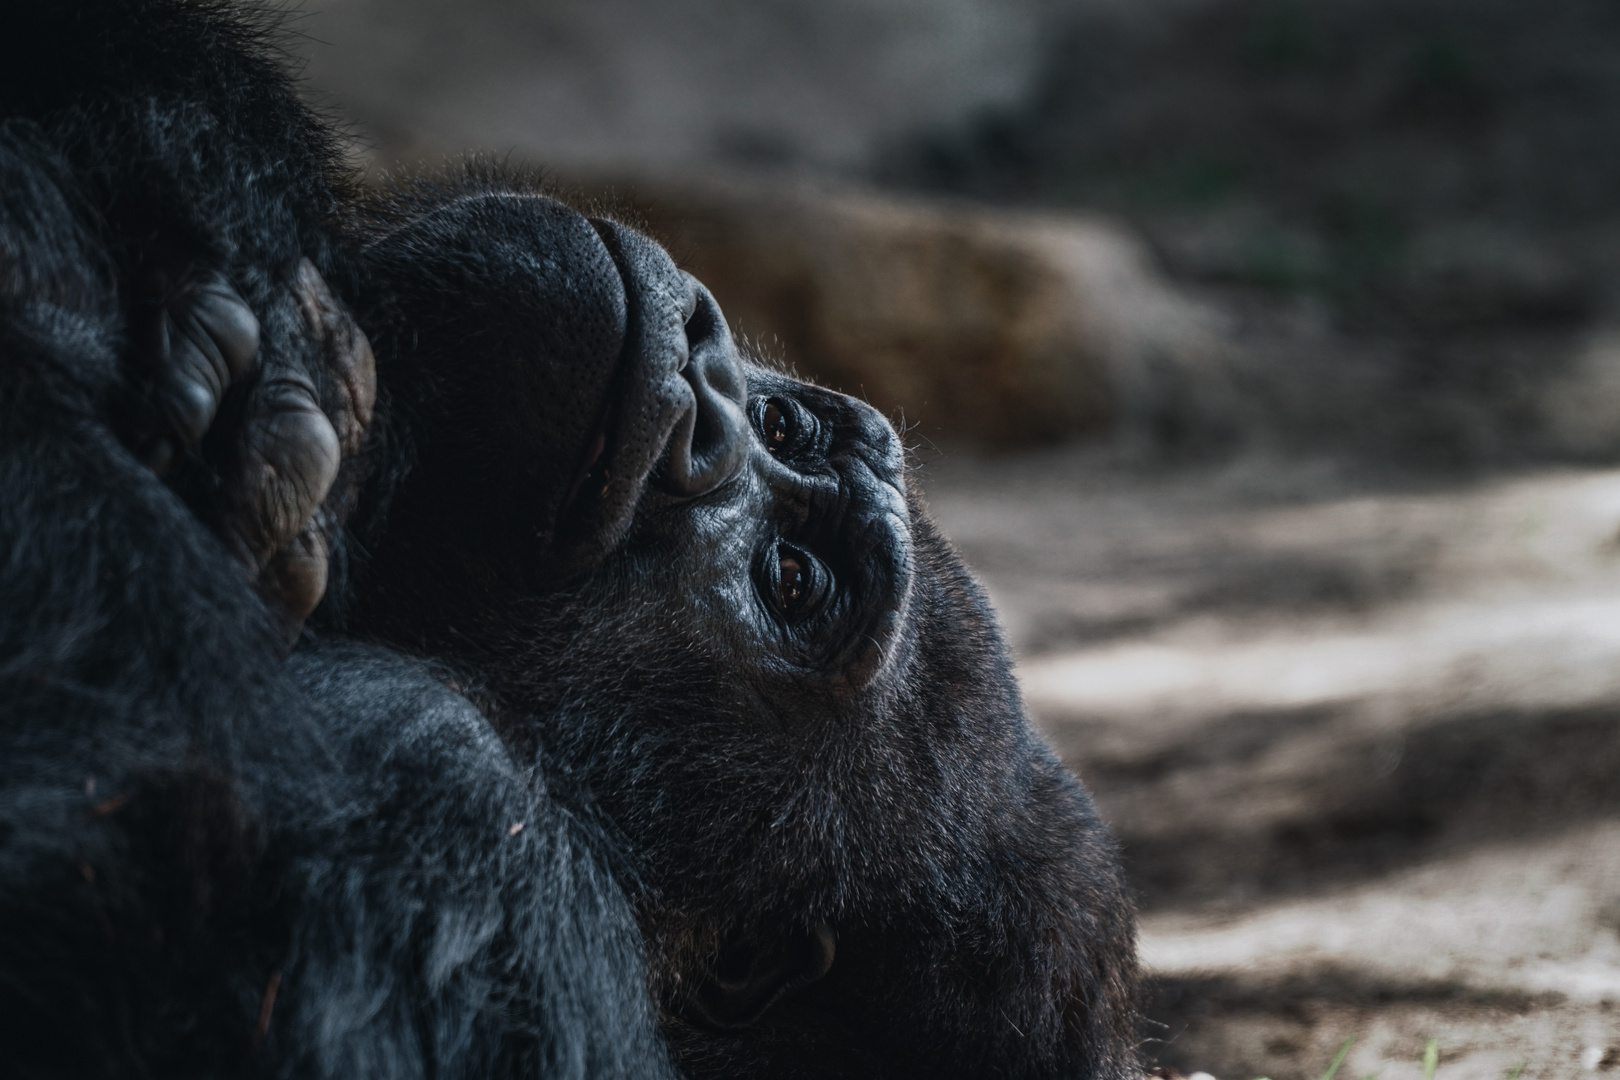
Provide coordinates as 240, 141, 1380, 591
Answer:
1320, 1037, 1356, 1080
1504, 1064, 1525, 1080
1422, 1039, 1440, 1080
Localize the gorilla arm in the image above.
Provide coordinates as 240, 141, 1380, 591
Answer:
0, 126, 329, 1076
0, 142, 672, 1077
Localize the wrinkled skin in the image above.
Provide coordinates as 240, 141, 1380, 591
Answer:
338, 184, 1142, 1079
335, 183, 750, 625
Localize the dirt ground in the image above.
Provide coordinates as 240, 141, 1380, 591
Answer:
920, 449, 1620, 1079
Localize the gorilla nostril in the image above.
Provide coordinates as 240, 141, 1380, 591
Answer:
683, 288, 716, 346
657, 282, 749, 498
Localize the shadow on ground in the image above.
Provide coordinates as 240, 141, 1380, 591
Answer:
1085, 701, 1620, 910
923, 452, 1620, 1078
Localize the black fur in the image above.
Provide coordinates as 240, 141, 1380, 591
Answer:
1, 3, 1139, 1077
0, 3, 670, 1077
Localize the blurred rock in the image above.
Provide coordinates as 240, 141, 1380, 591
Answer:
291, 0, 1059, 174
1540, 329, 1620, 459
571, 171, 1221, 447
300, 0, 1620, 465
1400, 225, 1592, 327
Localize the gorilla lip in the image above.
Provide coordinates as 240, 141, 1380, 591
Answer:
558, 420, 612, 529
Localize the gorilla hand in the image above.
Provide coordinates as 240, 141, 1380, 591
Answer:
129, 257, 375, 623
225, 259, 376, 622
130, 262, 260, 474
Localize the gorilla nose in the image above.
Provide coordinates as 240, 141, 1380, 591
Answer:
658, 277, 748, 497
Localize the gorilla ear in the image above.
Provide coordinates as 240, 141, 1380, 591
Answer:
686, 924, 836, 1032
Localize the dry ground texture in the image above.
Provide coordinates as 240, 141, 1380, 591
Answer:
921, 449, 1620, 1079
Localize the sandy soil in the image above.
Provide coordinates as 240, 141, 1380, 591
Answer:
920, 450, 1620, 1079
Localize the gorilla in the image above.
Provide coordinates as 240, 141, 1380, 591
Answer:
338, 179, 1141, 1076
0, 2, 1139, 1078
1, 4, 670, 1076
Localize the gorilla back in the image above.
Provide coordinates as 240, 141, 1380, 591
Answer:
342, 191, 1142, 1078
0, 4, 670, 1077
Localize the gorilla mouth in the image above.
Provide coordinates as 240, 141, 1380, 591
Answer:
348, 195, 753, 593
556, 417, 612, 532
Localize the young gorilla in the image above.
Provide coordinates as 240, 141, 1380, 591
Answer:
0, 1, 1139, 1076
0, 3, 670, 1077
333, 180, 1142, 1078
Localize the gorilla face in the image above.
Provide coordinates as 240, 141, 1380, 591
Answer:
583, 223, 916, 698
349, 195, 914, 695
345, 183, 1138, 1078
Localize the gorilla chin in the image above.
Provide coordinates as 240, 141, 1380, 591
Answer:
340, 180, 1140, 1079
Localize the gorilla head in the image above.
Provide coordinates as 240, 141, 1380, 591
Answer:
339, 177, 1139, 1079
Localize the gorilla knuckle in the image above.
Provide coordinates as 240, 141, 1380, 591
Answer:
188, 275, 260, 380
154, 367, 220, 446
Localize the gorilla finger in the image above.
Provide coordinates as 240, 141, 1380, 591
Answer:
175, 275, 261, 382
294, 258, 375, 455
147, 351, 222, 449
137, 266, 260, 455
226, 375, 341, 569
260, 521, 330, 624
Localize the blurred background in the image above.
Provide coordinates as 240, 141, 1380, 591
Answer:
289, 1, 1620, 1074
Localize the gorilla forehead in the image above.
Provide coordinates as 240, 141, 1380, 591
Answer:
491, 479, 1032, 902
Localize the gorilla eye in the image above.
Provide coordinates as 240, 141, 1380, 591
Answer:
777, 549, 807, 610
752, 395, 822, 461
761, 399, 791, 455
764, 542, 825, 620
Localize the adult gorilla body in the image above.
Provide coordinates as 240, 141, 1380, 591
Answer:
0, 2, 1140, 1077
0, 5, 668, 1077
